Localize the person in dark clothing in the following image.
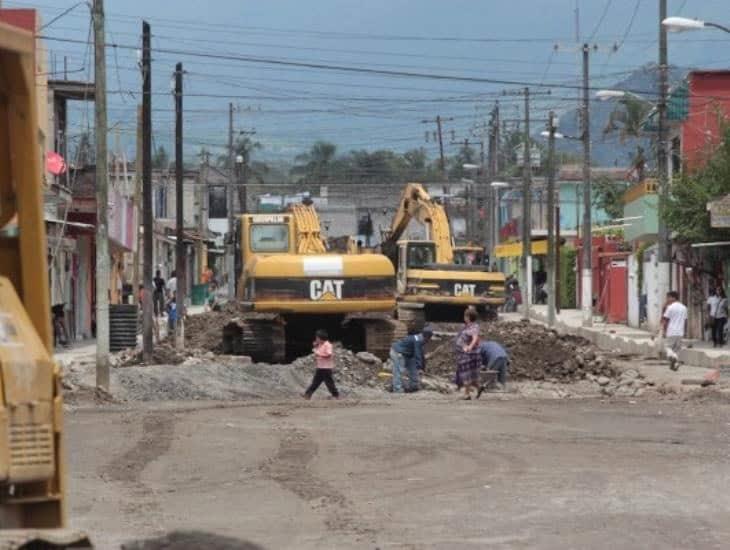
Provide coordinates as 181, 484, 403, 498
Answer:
389, 325, 434, 393
303, 329, 339, 399
713, 288, 728, 347
153, 269, 166, 317
476, 340, 510, 397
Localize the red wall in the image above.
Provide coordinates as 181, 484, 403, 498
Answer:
683, 71, 730, 172
0, 9, 37, 32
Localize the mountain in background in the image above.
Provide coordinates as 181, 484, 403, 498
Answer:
550, 63, 687, 167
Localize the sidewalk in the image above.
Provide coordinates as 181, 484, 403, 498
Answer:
53, 305, 207, 364
514, 305, 730, 370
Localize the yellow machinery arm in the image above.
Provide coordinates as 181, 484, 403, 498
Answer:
290, 203, 327, 254
384, 183, 454, 263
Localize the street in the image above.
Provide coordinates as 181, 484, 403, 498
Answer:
66, 395, 730, 550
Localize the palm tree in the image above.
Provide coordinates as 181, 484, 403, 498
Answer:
291, 141, 337, 183
603, 96, 653, 143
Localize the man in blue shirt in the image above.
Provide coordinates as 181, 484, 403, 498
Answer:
476, 340, 509, 396
390, 325, 433, 393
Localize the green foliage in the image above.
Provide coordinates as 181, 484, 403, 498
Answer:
559, 247, 577, 308
290, 142, 443, 184
664, 126, 730, 242
593, 175, 629, 220
603, 96, 653, 142
635, 241, 652, 293
447, 142, 477, 180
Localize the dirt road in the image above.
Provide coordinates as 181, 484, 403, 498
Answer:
65, 395, 730, 550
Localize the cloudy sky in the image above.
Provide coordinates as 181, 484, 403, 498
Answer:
14, 0, 730, 160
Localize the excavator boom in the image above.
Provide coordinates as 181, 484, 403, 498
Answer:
383, 183, 454, 264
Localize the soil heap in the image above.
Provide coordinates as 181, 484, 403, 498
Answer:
183, 302, 248, 352
426, 320, 619, 383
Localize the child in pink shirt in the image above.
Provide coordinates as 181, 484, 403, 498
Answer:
303, 329, 340, 399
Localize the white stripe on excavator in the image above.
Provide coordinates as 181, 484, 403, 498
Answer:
302, 256, 344, 277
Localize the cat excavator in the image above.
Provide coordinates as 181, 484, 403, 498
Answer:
381, 183, 505, 323
223, 203, 404, 362
0, 21, 90, 547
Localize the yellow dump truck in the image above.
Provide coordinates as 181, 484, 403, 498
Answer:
0, 21, 89, 547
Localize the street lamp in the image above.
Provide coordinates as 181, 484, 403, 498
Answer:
662, 16, 730, 34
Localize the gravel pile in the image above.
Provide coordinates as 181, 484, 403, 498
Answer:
426, 320, 620, 383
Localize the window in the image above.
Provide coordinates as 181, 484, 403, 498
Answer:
250, 224, 289, 252
406, 243, 436, 268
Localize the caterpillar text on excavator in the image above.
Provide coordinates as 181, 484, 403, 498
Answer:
222, 203, 404, 362
0, 21, 90, 548
381, 183, 506, 324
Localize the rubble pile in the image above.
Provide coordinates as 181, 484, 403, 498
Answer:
112, 341, 200, 367
290, 345, 386, 389
183, 302, 249, 352
426, 321, 620, 383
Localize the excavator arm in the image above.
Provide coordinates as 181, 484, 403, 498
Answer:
382, 183, 454, 263
289, 203, 327, 254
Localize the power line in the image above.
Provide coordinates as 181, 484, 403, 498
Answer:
588, 0, 614, 42
38, 34, 675, 96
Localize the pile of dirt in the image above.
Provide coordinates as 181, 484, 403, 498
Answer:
426, 320, 620, 383
112, 341, 204, 367
183, 302, 249, 352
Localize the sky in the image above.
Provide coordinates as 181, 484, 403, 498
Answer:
9, 0, 730, 163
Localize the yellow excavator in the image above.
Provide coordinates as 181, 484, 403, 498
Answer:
0, 22, 90, 547
381, 183, 505, 322
223, 203, 403, 362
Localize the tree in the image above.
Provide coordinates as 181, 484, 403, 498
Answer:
448, 142, 477, 181
593, 175, 629, 220
603, 96, 653, 143
152, 145, 169, 169
664, 126, 730, 242
291, 141, 338, 183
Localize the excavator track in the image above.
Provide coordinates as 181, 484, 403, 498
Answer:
344, 314, 408, 361
222, 314, 286, 363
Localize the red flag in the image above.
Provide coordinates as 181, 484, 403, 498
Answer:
46, 151, 67, 175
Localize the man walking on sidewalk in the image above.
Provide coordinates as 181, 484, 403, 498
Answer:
662, 291, 687, 371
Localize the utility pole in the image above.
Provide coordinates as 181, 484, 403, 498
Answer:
237, 129, 257, 216
174, 62, 185, 349
489, 102, 500, 263
92, 0, 109, 391
546, 111, 557, 327
437, 115, 446, 177
132, 105, 142, 308
581, 43, 593, 327
656, 0, 671, 326
422, 115, 453, 179
141, 21, 153, 360
226, 102, 236, 299
521, 87, 532, 319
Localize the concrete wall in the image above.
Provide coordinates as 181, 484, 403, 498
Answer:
624, 194, 658, 242
627, 253, 640, 328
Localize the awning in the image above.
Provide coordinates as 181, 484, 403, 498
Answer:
494, 239, 549, 258
44, 215, 95, 230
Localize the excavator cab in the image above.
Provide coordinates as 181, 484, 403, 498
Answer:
0, 21, 89, 547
